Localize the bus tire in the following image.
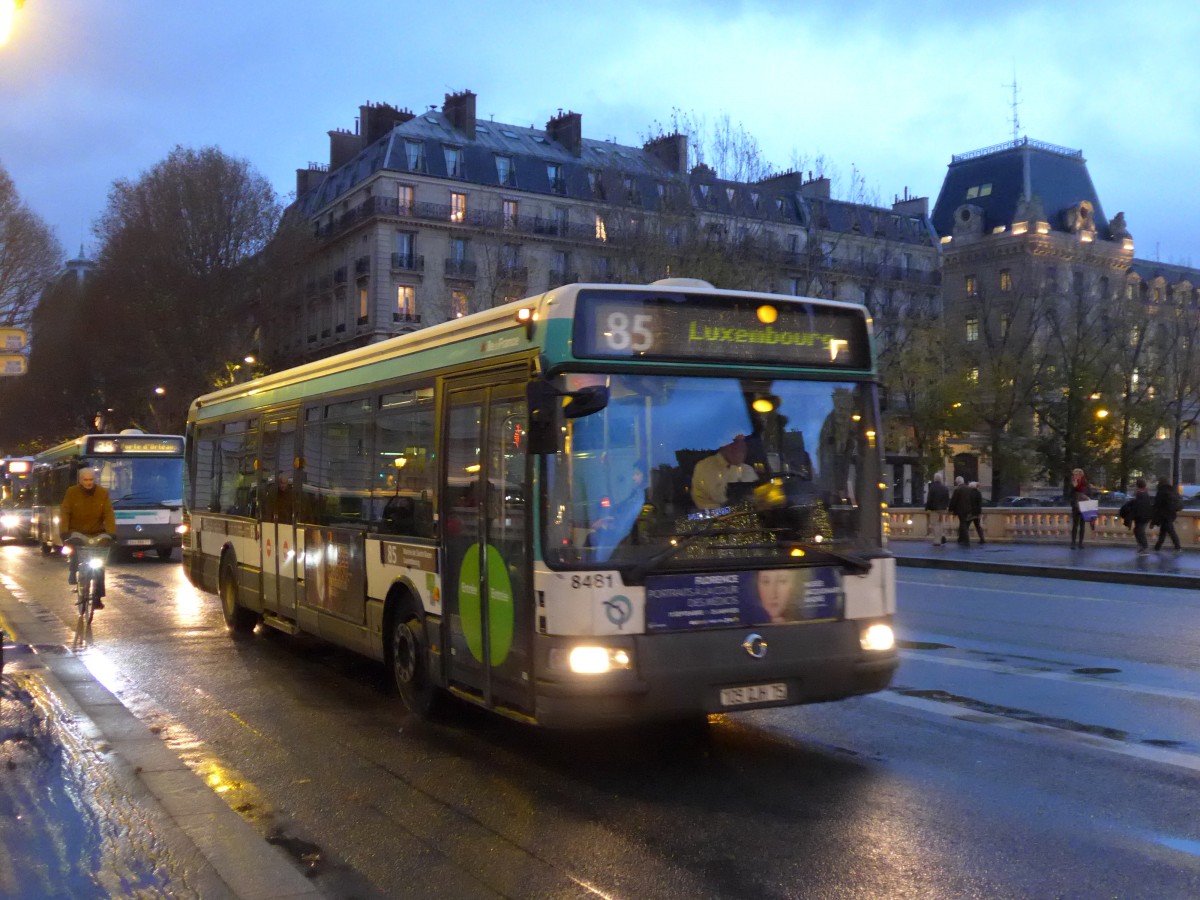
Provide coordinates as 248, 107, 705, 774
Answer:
389, 611, 439, 718
220, 558, 258, 635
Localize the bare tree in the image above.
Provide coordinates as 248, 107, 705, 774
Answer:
0, 160, 62, 330
1145, 279, 1200, 485
91, 146, 281, 430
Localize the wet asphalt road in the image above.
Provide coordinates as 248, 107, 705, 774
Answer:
2, 542, 1200, 898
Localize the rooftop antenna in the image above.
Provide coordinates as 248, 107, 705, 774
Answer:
1003, 66, 1021, 143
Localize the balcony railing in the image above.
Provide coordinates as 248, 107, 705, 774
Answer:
548, 270, 579, 288
393, 312, 422, 324
355, 256, 371, 275
391, 253, 424, 272
444, 258, 477, 278
497, 264, 528, 283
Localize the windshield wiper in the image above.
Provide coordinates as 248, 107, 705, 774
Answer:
789, 541, 872, 576
627, 508, 760, 582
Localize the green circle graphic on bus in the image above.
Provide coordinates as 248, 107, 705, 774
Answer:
458, 543, 515, 665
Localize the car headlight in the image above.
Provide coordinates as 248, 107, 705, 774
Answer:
0, 515, 18, 528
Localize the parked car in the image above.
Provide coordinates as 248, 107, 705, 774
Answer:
998, 496, 1043, 507
1097, 491, 1128, 507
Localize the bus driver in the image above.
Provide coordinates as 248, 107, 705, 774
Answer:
691, 434, 759, 510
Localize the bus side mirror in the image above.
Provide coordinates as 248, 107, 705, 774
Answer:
526, 380, 610, 455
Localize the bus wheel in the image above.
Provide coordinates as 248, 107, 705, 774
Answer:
220, 560, 258, 635
41, 542, 52, 556
390, 613, 438, 718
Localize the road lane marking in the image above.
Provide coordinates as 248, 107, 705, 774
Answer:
875, 691, 1200, 774
898, 649, 1200, 703
898, 576, 1130, 602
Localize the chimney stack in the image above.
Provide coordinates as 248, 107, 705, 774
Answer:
296, 163, 328, 197
643, 132, 688, 175
546, 110, 583, 156
360, 101, 415, 146
443, 90, 477, 139
328, 128, 360, 171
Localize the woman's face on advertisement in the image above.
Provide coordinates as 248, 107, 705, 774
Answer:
757, 570, 794, 620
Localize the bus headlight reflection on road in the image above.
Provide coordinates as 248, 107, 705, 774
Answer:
860, 623, 895, 652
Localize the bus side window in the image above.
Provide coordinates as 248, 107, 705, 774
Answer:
372, 394, 435, 538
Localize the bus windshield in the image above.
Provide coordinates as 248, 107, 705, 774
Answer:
85, 456, 185, 508
543, 372, 882, 573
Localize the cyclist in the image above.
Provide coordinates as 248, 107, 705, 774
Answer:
60, 467, 116, 608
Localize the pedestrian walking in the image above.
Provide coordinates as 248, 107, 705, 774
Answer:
1152, 476, 1183, 552
1069, 467, 1091, 548
925, 471, 950, 547
1120, 478, 1155, 554
948, 476, 973, 545
968, 481, 986, 544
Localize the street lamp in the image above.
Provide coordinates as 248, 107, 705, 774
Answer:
1096, 408, 1110, 419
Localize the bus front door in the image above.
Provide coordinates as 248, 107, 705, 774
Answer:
260, 416, 300, 618
442, 382, 532, 715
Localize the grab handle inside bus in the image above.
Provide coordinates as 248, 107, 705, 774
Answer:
526, 378, 609, 455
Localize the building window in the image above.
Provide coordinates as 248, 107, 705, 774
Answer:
451, 290, 469, 319
503, 200, 519, 229
500, 243, 520, 269
788, 278, 801, 295
495, 155, 514, 186
444, 145, 464, 178
587, 170, 603, 199
397, 184, 414, 215
554, 206, 569, 235
450, 192, 467, 224
1000, 269, 1012, 292
968, 367, 979, 384
404, 141, 425, 172
966, 317, 979, 342
595, 214, 607, 242
396, 285, 415, 320
394, 231, 415, 267
547, 163, 563, 193
1045, 266, 1058, 291
335, 288, 347, 333
1000, 313, 1010, 337
358, 284, 369, 323
449, 237, 468, 263
965, 274, 978, 297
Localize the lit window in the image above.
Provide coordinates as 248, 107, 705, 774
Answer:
451, 290, 469, 318
968, 367, 979, 384
1000, 269, 1012, 292
503, 200, 519, 229
397, 285, 415, 319
450, 192, 467, 223
595, 214, 607, 242
965, 186, 978, 199
965, 275, 978, 296
397, 184, 413, 215
966, 317, 979, 342
359, 285, 369, 321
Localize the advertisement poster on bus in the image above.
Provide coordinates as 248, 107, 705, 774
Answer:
644, 567, 842, 632
304, 528, 366, 622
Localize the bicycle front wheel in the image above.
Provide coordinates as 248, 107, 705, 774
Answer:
78, 580, 94, 624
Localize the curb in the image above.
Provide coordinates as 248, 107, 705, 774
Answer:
0, 587, 323, 900
895, 554, 1200, 590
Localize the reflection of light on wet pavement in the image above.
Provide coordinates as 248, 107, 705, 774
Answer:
1, 673, 177, 895
165, 566, 208, 629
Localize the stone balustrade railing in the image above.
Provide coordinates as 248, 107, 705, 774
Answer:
886, 507, 1198, 547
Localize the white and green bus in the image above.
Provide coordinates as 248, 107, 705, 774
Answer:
183, 280, 897, 727
33, 431, 186, 559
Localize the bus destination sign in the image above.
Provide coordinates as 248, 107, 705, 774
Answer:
85, 436, 185, 455
573, 290, 871, 369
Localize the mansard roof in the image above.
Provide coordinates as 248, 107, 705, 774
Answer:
931, 137, 1114, 240
295, 100, 934, 247
1129, 258, 1200, 286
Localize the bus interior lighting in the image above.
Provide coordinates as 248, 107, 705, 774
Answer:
860, 623, 895, 652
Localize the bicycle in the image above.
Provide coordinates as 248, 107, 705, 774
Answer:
66, 533, 113, 624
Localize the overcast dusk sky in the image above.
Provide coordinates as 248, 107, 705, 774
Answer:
2, 0, 1199, 264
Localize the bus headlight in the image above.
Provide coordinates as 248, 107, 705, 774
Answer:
860, 623, 895, 652
550, 645, 634, 674
0, 515, 18, 529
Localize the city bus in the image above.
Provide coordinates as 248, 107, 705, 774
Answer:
183, 280, 897, 727
0, 456, 36, 541
33, 431, 186, 559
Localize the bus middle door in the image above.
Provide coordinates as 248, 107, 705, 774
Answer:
260, 416, 300, 618
442, 381, 531, 716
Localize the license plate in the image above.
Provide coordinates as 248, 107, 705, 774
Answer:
719, 682, 787, 707
127, 539, 153, 546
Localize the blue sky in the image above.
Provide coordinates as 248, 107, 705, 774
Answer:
2, 0, 1199, 264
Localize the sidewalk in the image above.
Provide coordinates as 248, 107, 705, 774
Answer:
890, 538, 1200, 589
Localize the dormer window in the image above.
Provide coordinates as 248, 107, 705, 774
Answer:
547, 163, 564, 194
405, 140, 426, 172
495, 155, 514, 186
444, 146, 464, 178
